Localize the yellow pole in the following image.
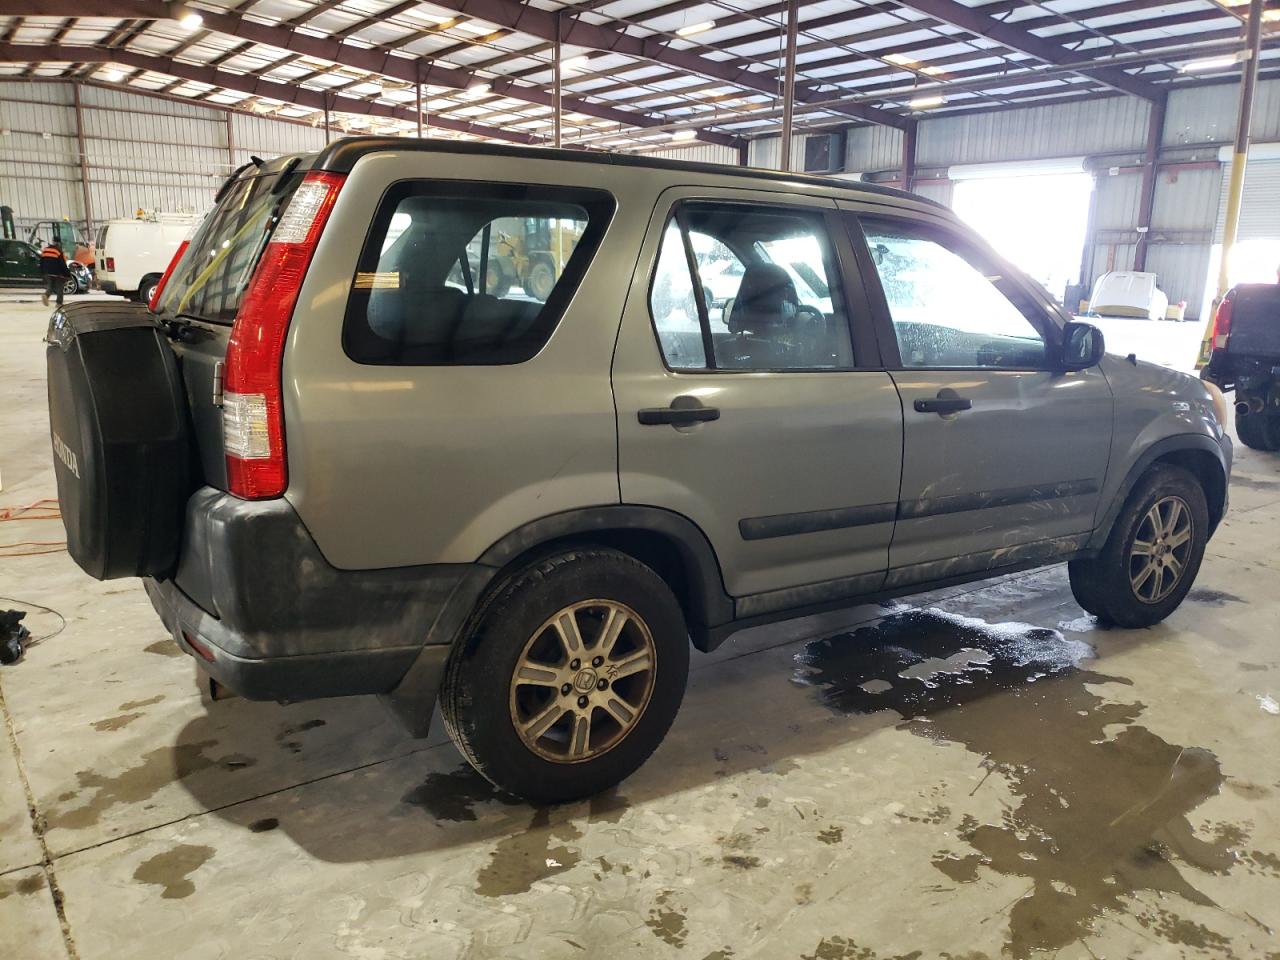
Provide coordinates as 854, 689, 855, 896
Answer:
1197, 0, 1263, 369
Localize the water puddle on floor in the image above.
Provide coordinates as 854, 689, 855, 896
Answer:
793, 607, 1237, 958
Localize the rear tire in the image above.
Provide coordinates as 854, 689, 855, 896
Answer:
1068, 463, 1208, 628
441, 548, 689, 804
139, 274, 163, 307
62, 277, 78, 297
1236, 408, 1280, 452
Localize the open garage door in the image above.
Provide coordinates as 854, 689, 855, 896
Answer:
949, 157, 1093, 306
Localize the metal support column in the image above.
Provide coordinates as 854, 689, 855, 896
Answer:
1216, 0, 1264, 301
1133, 95, 1167, 272
323, 94, 331, 143
553, 12, 563, 148
779, 0, 798, 171
225, 110, 234, 173
71, 82, 94, 239
416, 61, 424, 139
901, 120, 918, 193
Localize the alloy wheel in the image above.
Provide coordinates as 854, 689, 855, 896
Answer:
509, 599, 656, 763
1129, 495, 1193, 604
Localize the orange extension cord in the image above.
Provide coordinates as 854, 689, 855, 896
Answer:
0, 498, 66, 557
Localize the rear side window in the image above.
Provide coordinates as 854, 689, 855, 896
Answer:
648, 202, 854, 372
343, 182, 614, 365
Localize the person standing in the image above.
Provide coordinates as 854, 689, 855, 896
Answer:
40, 239, 72, 307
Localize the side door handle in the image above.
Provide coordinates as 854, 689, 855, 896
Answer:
913, 389, 972, 415
638, 395, 721, 426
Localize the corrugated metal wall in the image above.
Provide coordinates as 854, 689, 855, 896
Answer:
743, 80, 1280, 321
747, 133, 807, 170
0, 80, 328, 233
645, 141, 741, 166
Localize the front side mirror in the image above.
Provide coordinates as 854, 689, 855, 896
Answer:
1059, 320, 1105, 370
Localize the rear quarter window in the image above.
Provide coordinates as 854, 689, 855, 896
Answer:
342, 181, 615, 365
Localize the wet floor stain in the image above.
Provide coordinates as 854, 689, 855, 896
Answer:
275, 719, 326, 754
1230, 474, 1280, 491
248, 817, 279, 833
645, 889, 689, 948
143, 639, 184, 658
1187, 588, 1245, 606
793, 607, 1234, 959
132, 844, 215, 899
474, 808, 582, 897
817, 825, 844, 845
0, 873, 45, 899
91, 712, 142, 732
401, 765, 521, 822
799, 936, 923, 959
119, 695, 165, 711
47, 741, 256, 830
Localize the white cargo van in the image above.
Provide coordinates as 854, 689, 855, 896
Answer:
96, 214, 198, 303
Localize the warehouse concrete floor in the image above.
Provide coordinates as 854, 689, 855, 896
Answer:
2, 297, 1278, 960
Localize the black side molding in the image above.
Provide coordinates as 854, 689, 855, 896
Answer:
739, 502, 896, 540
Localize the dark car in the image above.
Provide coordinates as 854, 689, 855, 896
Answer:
0, 238, 90, 296
1201, 283, 1280, 450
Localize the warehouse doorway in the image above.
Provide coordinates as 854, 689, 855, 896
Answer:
951, 164, 1094, 306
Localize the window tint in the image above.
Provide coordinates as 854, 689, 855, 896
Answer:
344, 182, 613, 365
861, 221, 1047, 369
648, 203, 854, 371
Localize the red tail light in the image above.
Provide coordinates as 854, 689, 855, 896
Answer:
223, 171, 345, 500
104, 256, 116, 271
1210, 293, 1233, 352
148, 240, 187, 311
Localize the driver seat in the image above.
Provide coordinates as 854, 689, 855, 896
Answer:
725, 261, 799, 336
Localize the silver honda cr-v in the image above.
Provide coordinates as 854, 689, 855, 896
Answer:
46, 137, 1232, 804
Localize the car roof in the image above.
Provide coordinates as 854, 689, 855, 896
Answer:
309, 136, 946, 213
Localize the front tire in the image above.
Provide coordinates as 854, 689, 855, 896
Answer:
441, 548, 689, 804
1068, 464, 1208, 628
1236, 408, 1280, 452
62, 277, 78, 297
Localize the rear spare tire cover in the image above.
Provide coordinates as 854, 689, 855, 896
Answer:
46, 302, 191, 579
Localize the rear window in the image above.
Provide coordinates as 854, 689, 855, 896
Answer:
154, 168, 300, 325
343, 181, 614, 365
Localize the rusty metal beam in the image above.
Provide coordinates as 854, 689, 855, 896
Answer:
0, 0, 743, 145
888, 0, 1165, 100
420, 0, 910, 128
0, 42, 542, 143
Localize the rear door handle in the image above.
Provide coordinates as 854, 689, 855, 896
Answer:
638, 396, 721, 426
914, 391, 972, 415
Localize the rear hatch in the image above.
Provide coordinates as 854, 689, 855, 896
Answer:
152, 153, 313, 490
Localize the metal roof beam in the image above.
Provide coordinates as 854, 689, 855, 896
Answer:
422, 0, 909, 128
0, 42, 542, 143
887, 0, 1165, 100
0, 1, 742, 145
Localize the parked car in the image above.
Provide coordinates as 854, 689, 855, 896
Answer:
46, 139, 1232, 804
1200, 283, 1280, 450
95, 214, 198, 304
0, 238, 89, 295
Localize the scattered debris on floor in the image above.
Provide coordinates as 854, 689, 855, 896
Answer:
0, 608, 29, 665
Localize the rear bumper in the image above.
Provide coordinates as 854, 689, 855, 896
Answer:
143, 488, 493, 715
98, 279, 119, 295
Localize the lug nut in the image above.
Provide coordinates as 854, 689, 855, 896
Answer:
577, 695, 589, 708
561, 683, 572, 695
597, 679, 608, 690
592, 656, 603, 667
570, 659, 581, 670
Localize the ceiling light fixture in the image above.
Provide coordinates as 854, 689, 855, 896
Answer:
177, 9, 203, 30
1179, 54, 1240, 72
671, 129, 697, 141
676, 21, 715, 37
466, 82, 491, 97
908, 94, 946, 109
884, 53, 917, 66
101, 68, 125, 82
